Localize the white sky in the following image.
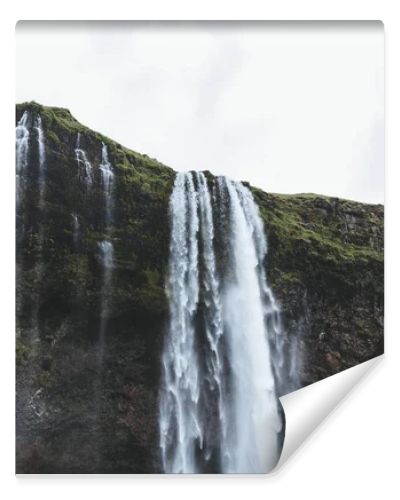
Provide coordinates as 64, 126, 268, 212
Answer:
16, 22, 384, 203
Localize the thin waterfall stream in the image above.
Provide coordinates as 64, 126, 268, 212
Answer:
98, 142, 114, 353
75, 132, 93, 188
16, 111, 30, 210
35, 115, 46, 210
29, 114, 47, 339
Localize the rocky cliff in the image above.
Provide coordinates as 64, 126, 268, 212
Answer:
16, 102, 384, 473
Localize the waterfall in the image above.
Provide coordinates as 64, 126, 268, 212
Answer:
218, 177, 282, 473
75, 133, 93, 187
15, 111, 47, 338
98, 143, 114, 349
160, 172, 201, 473
32, 114, 47, 338
159, 172, 284, 473
72, 213, 80, 249
233, 182, 296, 394
99, 142, 114, 228
98, 239, 114, 343
16, 112, 46, 211
195, 172, 226, 462
35, 116, 46, 209
16, 111, 30, 209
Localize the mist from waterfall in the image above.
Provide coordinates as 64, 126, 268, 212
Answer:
159, 172, 285, 473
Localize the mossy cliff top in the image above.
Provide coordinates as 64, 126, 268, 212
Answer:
16, 100, 383, 359
16, 99, 383, 341
16, 101, 383, 263
17, 101, 174, 178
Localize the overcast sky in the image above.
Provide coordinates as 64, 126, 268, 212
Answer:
16, 22, 384, 204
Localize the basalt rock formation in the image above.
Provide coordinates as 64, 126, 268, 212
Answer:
15, 102, 384, 473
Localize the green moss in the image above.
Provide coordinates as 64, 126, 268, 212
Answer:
250, 185, 383, 299
46, 129, 62, 147
277, 272, 303, 286
16, 338, 36, 364
17, 101, 175, 180
142, 268, 161, 287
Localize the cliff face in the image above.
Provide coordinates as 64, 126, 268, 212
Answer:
254, 189, 383, 388
16, 103, 384, 473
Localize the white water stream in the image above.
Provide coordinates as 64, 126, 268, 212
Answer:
160, 172, 286, 473
16, 111, 30, 208
75, 132, 93, 187
98, 143, 114, 349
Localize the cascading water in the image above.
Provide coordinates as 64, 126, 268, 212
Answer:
16, 111, 30, 209
159, 172, 201, 473
92, 144, 115, 464
32, 114, 47, 338
98, 240, 114, 342
160, 172, 285, 473
231, 181, 295, 394
72, 213, 80, 249
75, 133, 93, 187
195, 172, 226, 462
219, 177, 282, 473
99, 142, 114, 228
98, 143, 114, 350
15, 112, 48, 339
16, 111, 31, 340
16, 111, 47, 216
35, 115, 46, 209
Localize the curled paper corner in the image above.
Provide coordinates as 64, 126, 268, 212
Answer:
275, 355, 383, 470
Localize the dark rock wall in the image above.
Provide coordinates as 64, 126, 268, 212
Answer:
253, 190, 384, 389
15, 103, 383, 473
